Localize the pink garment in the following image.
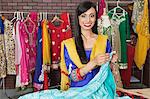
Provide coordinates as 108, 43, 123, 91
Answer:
19, 21, 30, 85
98, 0, 106, 18
19, 12, 38, 85
29, 11, 38, 24
26, 12, 38, 71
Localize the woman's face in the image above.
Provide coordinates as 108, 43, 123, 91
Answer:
78, 7, 96, 31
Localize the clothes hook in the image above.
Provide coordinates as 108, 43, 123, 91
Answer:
117, 0, 120, 7
21, 12, 24, 20
40, 12, 42, 20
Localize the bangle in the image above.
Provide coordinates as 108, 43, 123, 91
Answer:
76, 68, 83, 80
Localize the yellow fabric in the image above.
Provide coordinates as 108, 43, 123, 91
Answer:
42, 20, 51, 65
134, 0, 150, 70
60, 34, 108, 90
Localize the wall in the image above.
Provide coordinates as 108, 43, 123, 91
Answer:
0, 0, 98, 33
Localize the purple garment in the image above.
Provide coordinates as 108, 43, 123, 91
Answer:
64, 40, 112, 87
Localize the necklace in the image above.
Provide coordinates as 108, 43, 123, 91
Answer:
24, 21, 36, 46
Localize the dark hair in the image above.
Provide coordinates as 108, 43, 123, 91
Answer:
74, 1, 98, 64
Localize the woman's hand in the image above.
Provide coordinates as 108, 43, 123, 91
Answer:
94, 53, 110, 66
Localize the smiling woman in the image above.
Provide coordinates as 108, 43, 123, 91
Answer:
19, 1, 121, 99
60, 1, 118, 90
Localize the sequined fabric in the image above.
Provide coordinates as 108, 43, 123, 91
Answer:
0, 17, 6, 78
0, 34, 6, 78
4, 19, 16, 75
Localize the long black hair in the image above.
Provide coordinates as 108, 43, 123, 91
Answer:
74, 1, 98, 64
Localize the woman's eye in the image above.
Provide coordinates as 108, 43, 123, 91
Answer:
81, 15, 86, 18
90, 14, 95, 18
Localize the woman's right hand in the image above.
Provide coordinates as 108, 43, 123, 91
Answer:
94, 53, 110, 66
80, 53, 110, 76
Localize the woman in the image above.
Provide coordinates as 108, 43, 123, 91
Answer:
19, 1, 122, 99
60, 1, 118, 91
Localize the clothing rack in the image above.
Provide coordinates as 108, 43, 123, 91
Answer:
0, 11, 63, 98
0, 11, 60, 14
106, 0, 134, 4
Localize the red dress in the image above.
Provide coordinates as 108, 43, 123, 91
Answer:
48, 12, 72, 64
120, 43, 135, 87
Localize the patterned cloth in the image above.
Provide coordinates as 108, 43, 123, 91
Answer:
108, 8, 131, 69
134, 0, 150, 69
33, 21, 43, 91
0, 34, 6, 78
48, 12, 72, 64
0, 17, 6, 78
4, 19, 16, 75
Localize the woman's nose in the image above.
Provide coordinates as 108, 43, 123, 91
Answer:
86, 16, 90, 22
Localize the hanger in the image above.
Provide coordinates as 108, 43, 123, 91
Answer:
0, 13, 2, 17
115, 0, 126, 13
11, 12, 17, 22
24, 14, 36, 33
43, 12, 48, 20
24, 13, 36, 45
21, 12, 24, 20
24, 14, 35, 25
51, 14, 64, 23
108, 0, 127, 15
16, 12, 22, 21
39, 12, 43, 21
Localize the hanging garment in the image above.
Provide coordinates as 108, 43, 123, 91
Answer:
108, 9, 131, 69
42, 20, 51, 90
19, 20, 30, 86
27, 11, 38, 71
33, 21, 43, 91
97, 15, 112, 43
42, 20, 51, 65
60, 12, 72, 39
13, 20, 23, 87
110, 19, 122, 63
0, 17, 6, 78
48, 12, 72, 65
120, 44, 135, 87
134, 0, 150, 69
4, 19, 16, 75
19, 13, 38, 85
131, 0, 144, 33
98, 0, 106, 18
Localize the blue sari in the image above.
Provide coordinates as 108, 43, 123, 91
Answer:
19, 52, 130, 99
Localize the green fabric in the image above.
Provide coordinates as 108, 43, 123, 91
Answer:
108, 10, 131, 67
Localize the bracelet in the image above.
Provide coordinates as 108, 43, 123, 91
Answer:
76, 68, 83, 80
